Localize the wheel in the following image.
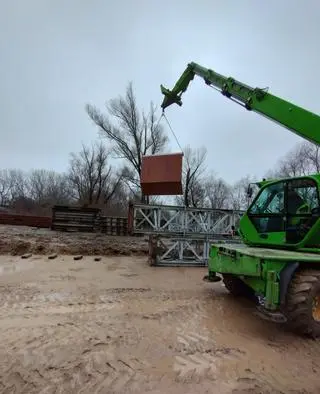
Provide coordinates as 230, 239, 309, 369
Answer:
285, 269, 320, 337
222, 274, 256, 299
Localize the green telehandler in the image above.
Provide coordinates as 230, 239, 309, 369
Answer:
160, 62, 320, 337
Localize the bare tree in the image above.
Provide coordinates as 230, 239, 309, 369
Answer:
105, 182, 130, 216
86, 82, 168, 201
0, 169, 28, 206
230, 175, 254, 210
264, 140, 320, 180
204, 175, 231, 209
28, 169, 71, 206
0, 168, 70, 213
277, 145, 307, 177
267, 141, 315, 178
28, 170, 47, 204
68, 142, 122, 206
0, 170, 13, 206
8, 169, 28, 201
186, 179, 206, 208
44, 172, 71, 204
175, 146, 207, 207
299, 141, 320, 173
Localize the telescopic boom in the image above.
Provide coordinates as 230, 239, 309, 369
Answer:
161, 62, 320, 145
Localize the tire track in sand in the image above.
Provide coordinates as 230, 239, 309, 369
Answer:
174, 327, 245, 383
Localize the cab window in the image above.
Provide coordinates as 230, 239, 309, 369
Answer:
287, 179, 318, 215
248, 182, 285, 233
249, 182, 284, 215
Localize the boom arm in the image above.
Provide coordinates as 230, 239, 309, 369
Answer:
161, 62, 320, 146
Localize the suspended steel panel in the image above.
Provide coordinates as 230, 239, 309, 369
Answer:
140, 153, 183, 195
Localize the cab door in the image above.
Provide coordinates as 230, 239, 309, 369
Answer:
247, 181, 286, 244
285, 178, 320, 244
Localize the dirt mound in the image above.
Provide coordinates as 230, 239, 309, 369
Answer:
0, 224, 149, 256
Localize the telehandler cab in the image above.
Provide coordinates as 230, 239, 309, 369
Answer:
161, 62, 320, 337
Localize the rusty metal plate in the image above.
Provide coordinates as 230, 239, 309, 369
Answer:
140, 153, 183, 195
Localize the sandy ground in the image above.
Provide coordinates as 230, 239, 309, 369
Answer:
0, 252, 319, 394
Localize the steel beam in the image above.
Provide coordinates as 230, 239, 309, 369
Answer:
131, 203, 245, 267
132, 203, 244, 237
148, 235, 242, 267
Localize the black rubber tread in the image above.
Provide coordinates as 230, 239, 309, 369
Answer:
285, 269, 320, 338
222, 274, 256, 299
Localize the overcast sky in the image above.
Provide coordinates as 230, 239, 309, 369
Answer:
1, 0, 319, 184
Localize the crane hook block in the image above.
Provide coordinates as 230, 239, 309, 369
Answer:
160, 85, 183, 110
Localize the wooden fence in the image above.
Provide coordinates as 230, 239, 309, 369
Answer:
0, 213, 51, 228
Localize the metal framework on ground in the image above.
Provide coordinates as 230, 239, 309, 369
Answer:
131, 203, 244, 266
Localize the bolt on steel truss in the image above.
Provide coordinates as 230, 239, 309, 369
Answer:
132, 203, 244, 237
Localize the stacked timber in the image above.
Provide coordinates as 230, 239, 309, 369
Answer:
51, 205, 101, 232
99, 216, 128, 236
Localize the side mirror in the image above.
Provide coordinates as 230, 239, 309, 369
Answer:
247, 185, 253, 198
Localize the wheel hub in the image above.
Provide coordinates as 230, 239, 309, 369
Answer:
312, 295, 320, 322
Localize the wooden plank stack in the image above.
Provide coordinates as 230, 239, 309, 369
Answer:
99, 216, 128, 236
51, 205, 101, 232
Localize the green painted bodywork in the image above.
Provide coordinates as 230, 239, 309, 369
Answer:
240, 174, 320, 250
207, 174, 320, 310
160, 61, 320, 311
209, 243, 320, 310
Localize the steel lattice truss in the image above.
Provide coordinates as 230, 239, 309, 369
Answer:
147, 235, 242, 267
149, 237, 209, 267
131, 203, 244, 267
132, 203, 244, 237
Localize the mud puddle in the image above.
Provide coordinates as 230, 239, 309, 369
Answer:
0, 260, 34, 275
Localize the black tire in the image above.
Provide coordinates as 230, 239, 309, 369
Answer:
285, 269, 320, 337
222, 274, 256, 299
